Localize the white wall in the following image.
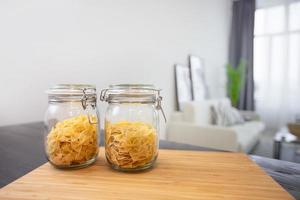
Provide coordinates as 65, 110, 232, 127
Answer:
0, 0, 232, 138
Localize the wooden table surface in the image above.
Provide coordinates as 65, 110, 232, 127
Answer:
0, 148, 294, 200
0, 122, 300, 199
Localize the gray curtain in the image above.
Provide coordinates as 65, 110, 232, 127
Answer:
229, 0, 255, 110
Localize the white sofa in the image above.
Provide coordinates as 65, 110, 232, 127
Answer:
166, 98, 265, 153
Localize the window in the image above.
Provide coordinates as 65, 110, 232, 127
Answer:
254, 1, 300, 129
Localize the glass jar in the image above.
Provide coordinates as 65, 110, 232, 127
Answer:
44, 84, 99, 169
100, 84, 166, 171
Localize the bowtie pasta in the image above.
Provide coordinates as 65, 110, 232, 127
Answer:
46, 115, 98, 166
105, 121, 158, 169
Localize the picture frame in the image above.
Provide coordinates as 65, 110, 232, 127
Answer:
174, 64, 193, 111
189, 55, 208, 100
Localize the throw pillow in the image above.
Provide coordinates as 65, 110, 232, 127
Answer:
211, 102, 244, 126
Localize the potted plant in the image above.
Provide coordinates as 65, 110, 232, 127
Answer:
226, 60, 246, 107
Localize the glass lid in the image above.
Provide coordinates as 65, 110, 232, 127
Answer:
47, 84, 96, 102
47, 84, 96, 95
100, 84, 161, 103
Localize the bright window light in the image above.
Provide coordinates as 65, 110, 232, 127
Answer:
254, 1, 300, 128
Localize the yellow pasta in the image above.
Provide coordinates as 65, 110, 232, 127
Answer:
105, 121, 157, 169
46, 115, 98, 166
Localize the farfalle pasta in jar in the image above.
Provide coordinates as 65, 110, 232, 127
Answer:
44, 84, 99, 169
100, 84, 166, 171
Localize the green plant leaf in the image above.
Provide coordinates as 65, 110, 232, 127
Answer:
226, 60, 247, 107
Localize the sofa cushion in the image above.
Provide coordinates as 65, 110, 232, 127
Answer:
211, 103, 244, 126
182, 101, 211, 125
182, 98, 231, 125
231, 121, 265, 153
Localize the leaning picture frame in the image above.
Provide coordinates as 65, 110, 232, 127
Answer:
189, 55, 208, 100
174, 64, 192, 111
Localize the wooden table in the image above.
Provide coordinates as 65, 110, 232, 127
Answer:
0, 148, 295, 200
0, 122, 300, 199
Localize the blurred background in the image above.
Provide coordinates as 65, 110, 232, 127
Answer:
1, 0, 300, 162
0, 0, 229, 128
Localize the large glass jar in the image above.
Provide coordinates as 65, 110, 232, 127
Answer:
44, 84, 99, 169
100, 84, 166, 172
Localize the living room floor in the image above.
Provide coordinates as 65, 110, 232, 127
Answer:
251, 130, 275, 158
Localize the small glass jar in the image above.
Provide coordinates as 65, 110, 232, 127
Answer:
100, 84, 166, 171
44, 84, 99, 169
